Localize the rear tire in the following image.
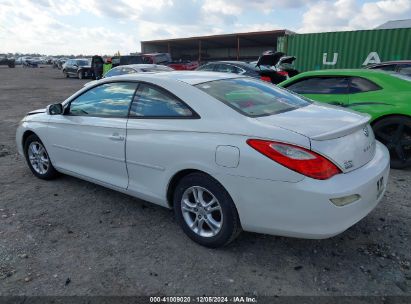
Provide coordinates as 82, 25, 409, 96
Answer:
24, 134, 58, 180
173, 173, 242, 248
373, 116, 411, 169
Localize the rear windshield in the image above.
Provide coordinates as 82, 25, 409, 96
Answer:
195, 78, 311, 117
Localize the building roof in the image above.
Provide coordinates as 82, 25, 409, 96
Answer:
375, 19, 411, 29
141, 29, 293, 49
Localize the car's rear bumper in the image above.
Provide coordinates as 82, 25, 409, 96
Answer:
218, 141, 390, 238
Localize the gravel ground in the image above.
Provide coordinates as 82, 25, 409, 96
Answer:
0, 66, 410, 297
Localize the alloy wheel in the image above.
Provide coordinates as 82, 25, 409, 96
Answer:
181, 186, 223, 238
28, 141, 50, 175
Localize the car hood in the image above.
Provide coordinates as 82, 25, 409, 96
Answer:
256, 102, 371, 140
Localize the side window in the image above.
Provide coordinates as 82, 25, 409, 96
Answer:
197, 64, 214, 71
68, 82, 137, 117
130, 83, 194, 118
398, 64, 411, 76
216, 64, 238, 74
349, 77, 381, 93
286, 77, 349, 94
369, 64, 396, 71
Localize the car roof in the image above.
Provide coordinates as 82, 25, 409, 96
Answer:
101, 71, 241, 85
367, 60, 411, 66
295, 69, 391, 77
206, 61, 252, 67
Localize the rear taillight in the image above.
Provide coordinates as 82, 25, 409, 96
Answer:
260, 76, 271, 82
277, 71, 288, 77
246, 139, 341, 180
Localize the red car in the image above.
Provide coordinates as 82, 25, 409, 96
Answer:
167, 61, 199, 70
143, 53, 199, 70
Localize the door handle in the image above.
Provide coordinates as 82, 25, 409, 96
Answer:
109, 133, 125, 141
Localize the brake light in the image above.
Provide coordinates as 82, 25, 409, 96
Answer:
246, 139, 341, 180
260, 76, 271, 82
277, 71, 288, 76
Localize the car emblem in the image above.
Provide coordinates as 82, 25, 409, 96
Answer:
344, 160, 354, 169
363, 126, 369, 137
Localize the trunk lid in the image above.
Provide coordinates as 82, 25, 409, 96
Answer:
256, 51, 284, 67
277, 56, 296, 66
256, 103, 376, 172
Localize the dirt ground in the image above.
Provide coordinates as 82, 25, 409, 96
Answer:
0, 66, 410, 297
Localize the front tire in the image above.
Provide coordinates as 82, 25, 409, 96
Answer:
173, 173, 242, 248
78, 71, 83, 79
24, 134, 58, 180
373, 116, 411, 169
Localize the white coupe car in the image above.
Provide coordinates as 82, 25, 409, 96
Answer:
16, 71, 390, 247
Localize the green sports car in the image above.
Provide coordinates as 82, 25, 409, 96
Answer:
279, 69, 411, 169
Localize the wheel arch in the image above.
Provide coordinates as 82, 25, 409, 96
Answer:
166, 169, 233, 209
371, 113, 411, 127
22, 130, 36, 147
166, 169, 203, 208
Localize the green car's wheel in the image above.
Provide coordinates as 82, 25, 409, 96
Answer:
373, 116, 411, 169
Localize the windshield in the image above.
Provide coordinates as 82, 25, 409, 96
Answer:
195, 78, 311, 117
76, 60, 89, 66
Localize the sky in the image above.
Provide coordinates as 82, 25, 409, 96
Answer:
0, 0, 410, 55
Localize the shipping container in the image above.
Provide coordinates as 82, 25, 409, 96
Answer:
277, 28, 411, 72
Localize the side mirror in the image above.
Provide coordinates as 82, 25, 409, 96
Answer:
73, 64, 78, 68
47, 103, 63, 115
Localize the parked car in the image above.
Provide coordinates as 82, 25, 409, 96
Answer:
0, 54, 15, 68
197, 58, 295, 84
142, 53, 198, 70
253, 50, 299, 81
167, 60, 199, 71
142, 53, 172, 64
365, 60, 411, 76
15, 57, 26, 65
62, 59, 92, 79
104, 64, 174, 78
53, 58, 68, 69
111, 55, 145, 68
16, 71, 389, 247
197, 60, 263, 79
279, 69, 411, 169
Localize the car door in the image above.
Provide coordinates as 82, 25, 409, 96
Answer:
46, 82, 138, 189
125, 82, 198, 205
68, 60, 76, 75
285, 76, 349, 107
347, 76, 383, 113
